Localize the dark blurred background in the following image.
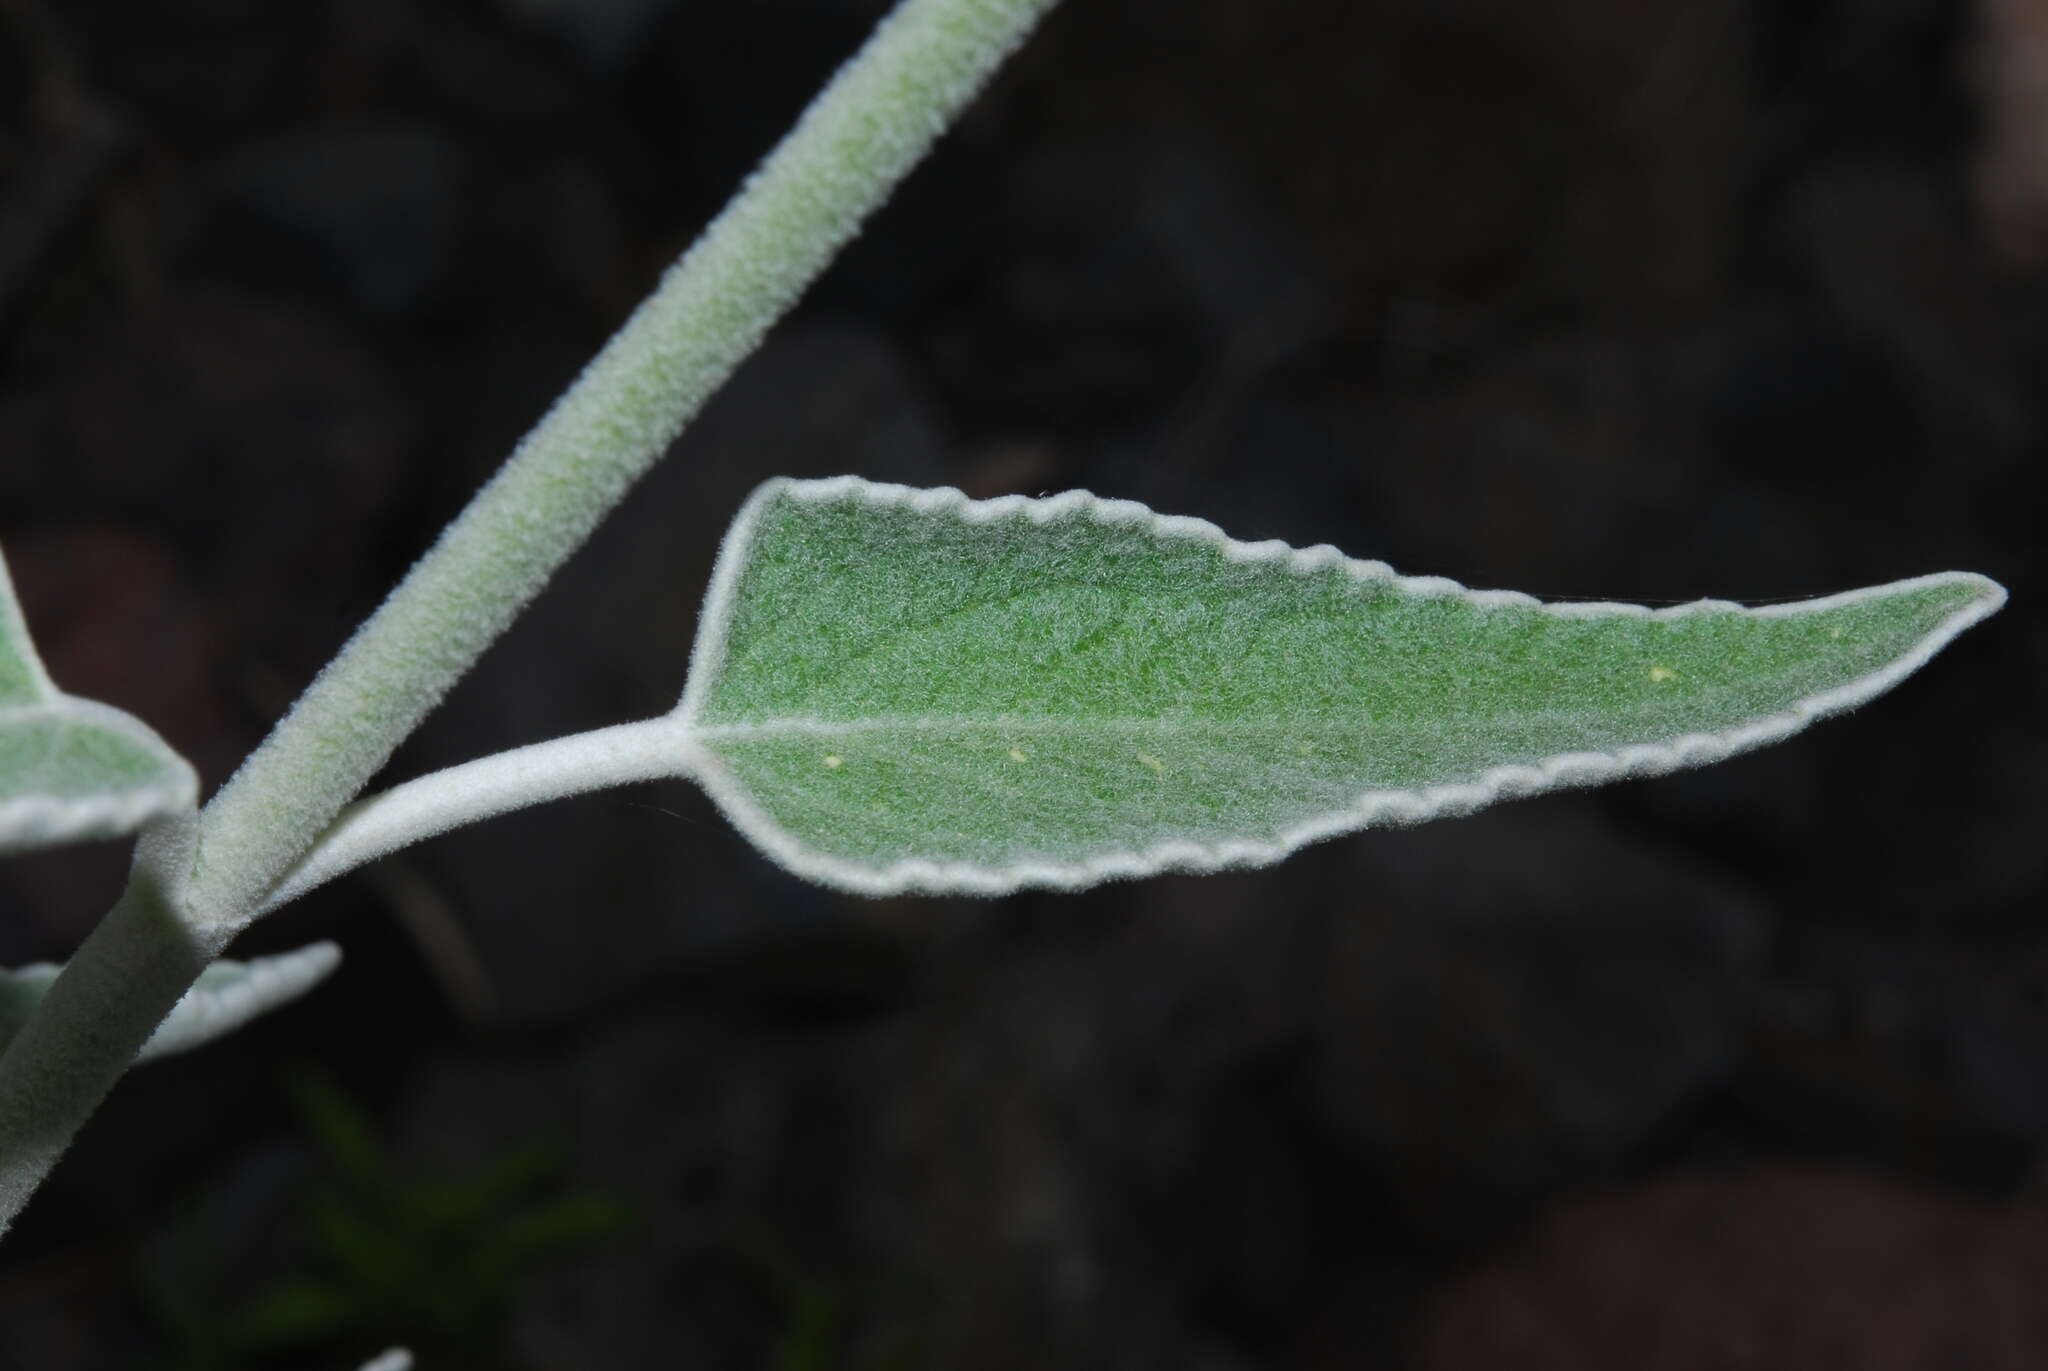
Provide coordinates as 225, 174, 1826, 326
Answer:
1, 0, 2045, 1366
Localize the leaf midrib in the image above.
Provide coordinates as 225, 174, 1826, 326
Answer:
689, 701, 1747, 741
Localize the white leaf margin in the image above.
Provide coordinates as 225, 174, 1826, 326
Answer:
674, 475, 2009, 897
0, 550, 200, 854
0, 941, 341, 1064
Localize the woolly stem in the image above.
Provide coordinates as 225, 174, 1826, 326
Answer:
190, 0, 1060, 930
0, 831, 224, 1229
0, 0, 1059, 1236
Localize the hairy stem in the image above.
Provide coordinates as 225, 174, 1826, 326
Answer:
191, 0, 1060, 929
0, 0, 1060, 1236
0, 828, 222, 1229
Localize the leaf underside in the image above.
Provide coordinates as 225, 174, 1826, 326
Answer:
1, 548, 198, 854
679, 478, 2004, 895
0, 942, 342, 1064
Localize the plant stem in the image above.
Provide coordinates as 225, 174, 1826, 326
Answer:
0, 835, 222, 1230
192, 0, 1060, 930
0, 0, 1060, 1235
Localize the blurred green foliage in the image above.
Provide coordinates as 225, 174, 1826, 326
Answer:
741, 1233, 926, 1371
140, 1069, 628, 1371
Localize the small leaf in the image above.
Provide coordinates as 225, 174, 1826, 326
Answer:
287, 1066, 392, 1195
223, 1276, 361, 1351
0, 942, 342, 1063
0, 544, 199, 853
678, 477, 2005, 895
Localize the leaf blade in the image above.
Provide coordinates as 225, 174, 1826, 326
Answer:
0, 546, 198, 854
681, 477, 2004, 895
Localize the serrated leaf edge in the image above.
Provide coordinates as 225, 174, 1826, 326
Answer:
675, 476, 2006, 897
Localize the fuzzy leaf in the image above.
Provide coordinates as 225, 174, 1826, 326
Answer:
676, 477, 2004, 895
1, 546, 199, 854
0, 942, 342, 1064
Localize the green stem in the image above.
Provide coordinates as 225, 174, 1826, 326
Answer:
192, 0, 1060, 928
0, 0, 1060, 1236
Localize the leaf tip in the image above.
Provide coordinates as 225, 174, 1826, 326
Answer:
1900, 568, 2008, 654
1947, 570, 2008, 615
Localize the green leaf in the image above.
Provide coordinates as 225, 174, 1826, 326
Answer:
0, 943, 341, 1063
0, 544, 199, 854
287, 1067, 391, 1196
221, 1275, 361, 1350
678, 477, 2005, 895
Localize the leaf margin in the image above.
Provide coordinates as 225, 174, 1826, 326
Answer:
677, 476, 2006, 897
